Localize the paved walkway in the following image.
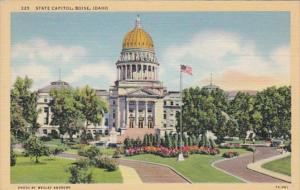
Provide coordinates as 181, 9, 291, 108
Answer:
247, 152, 291, 183
117, 159, 189, 183
57, 152, 188, 183
119, 165, 143, 184
214, 147, 286, 183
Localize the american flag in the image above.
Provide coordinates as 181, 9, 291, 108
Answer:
181, 65, 192, 75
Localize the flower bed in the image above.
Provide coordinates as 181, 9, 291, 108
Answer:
125, 146, 220, 157
222, 151, 239, 158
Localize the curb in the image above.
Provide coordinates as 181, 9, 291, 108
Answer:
120, 158, 193, 184
247, 153, 291, 183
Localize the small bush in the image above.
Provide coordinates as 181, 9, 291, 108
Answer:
95, 156, 118, 171
68, 164, 93, 183
49, 131, 60, 139
10, 149, 16, 166
246, 146, 256, 152
40, 136, 52, 141
49, 146, 65, 155
70, 143, 87, 150
78, 146, 101, 159
112, 149, 122, 158
222, 151, 239, 158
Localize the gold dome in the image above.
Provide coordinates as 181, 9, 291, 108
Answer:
122, 16, 154, 50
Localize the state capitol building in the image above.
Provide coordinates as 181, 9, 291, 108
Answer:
36, 16, 181, 141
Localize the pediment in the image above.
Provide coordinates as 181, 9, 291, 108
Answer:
126, 88, 159, 97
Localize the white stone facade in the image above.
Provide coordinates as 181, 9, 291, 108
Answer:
36, 81, 110, 138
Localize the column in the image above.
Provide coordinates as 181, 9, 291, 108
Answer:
130, 64, 133, 79
135, 101, 138, 128
141, 64, 144, 79
126, 100, 129, 127
125, 65, 128, 80
152, 66, 155, 80
146, 66, 149, 80
145, 101, 148, 128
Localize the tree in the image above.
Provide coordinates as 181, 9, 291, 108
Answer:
228, 92, 255, 141
11, 76, 40, 141
50, 88, 84, 141
255, 86, 291, 139
176, 87, 229, 138
77, 86, 108, 144
23, 136, 48, 163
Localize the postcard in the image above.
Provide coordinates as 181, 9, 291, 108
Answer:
0, 1, 299, 190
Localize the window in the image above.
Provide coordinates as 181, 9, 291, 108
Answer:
105, 119, 108, 126
99, 130, 103, 135
164, 124, 167, 128
43, 129, 47, 135
113, 111, 116, 119
44, 98, 48, 103
170, 101, 174, 106
112, 100, 115, 105
164, 101, 166, 106
105, 130, 109, 135
163, 114, 167, 119
44, 107, 49, 113
113, 122, 115, 127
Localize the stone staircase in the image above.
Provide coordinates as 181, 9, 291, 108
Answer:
117, 128, 156, 143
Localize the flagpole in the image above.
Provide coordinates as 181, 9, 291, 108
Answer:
178, 65, 184, 161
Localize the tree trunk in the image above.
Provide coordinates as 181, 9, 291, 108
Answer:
35, 156, 39, 163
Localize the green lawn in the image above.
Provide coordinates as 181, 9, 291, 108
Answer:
125, 148, 249, 183
11, 156, 122, 183
262, 156, 291, 176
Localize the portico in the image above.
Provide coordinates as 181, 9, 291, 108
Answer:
126, 99, 155, 129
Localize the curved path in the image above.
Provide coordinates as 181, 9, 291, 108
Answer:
214, 147, 286, 183
117, 159, 189, 183
56, 153, 188, 183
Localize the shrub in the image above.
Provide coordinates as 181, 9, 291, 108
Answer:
222, 151, 239, 158
68, 165, 93, 184
40, 136, 52, 141
285, 141, 291, 152
49, 130, 60, 139
49, 146, 65, 155
78, 145, 101, 161
10, 149, 16, 166
95, 156, 118, 171
70, 143, 86, 150
246, 146, 256, 152
112, 148, 122, 158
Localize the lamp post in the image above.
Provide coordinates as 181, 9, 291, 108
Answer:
252, 146, 256, 163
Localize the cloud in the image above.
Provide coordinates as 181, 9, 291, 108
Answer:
64, 62, 116, 89
160, 30, 290, 91
11, 38, 116, 90
12, 38, 87, 65
11, 62, 55, 90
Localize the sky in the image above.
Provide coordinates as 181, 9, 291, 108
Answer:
11, 12, 290, 91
